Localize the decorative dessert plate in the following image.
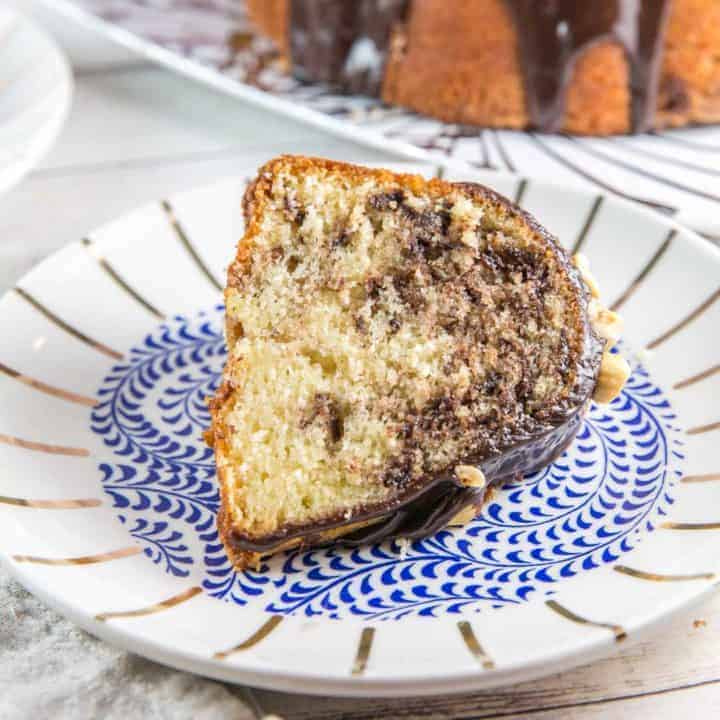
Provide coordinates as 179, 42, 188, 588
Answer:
0, 6, 72, 196
1, 161, 718, 697
48, 0, 720, 239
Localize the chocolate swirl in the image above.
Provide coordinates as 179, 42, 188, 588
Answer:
224, 238, 604, 556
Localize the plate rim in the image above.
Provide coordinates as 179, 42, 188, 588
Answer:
4, 553, 717, 698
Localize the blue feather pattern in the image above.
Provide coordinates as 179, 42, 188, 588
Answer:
92, 307, 683, 620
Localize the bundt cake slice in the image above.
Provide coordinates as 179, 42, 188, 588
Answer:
208, 156, 628, 569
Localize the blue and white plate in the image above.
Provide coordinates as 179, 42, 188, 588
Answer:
1, 161, 718, 697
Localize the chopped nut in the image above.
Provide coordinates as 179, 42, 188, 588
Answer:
449, 504, 478, 526
594, 351, 631, 403
455, 464, 486, 488
589, 299, 624, 347
573, 253, 600, 299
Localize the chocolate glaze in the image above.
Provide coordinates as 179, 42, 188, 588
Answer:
285, 0, 671, 133
336, 407, 586, 546
289, 0, 408, 95
225, 400, 591, 554
502, 0, 671, 132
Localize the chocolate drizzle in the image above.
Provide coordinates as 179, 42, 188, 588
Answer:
225, 401, 590, 554
504, 0, 672, 133
284, 0, 672, 133
289, 0, 408, 95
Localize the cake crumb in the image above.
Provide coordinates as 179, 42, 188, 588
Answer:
693, 619, 707, 629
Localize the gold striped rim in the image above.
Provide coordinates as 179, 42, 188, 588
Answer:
0, 361, 96, 407
661, 521, 720, 530
652, 130, 720, 153
14, 287, 124, 360
457, 621, 495, 670
647, 287, 720, 350
81, 238, 166, 320
213, 615, 284, 660
477, 131, 495, 170
699, 230, 720, 243
545, 600, 626, 641
351, 627, 375, 676
513, 178, 528, 205
614, 565, 715, 582
529, 134, 675, 214
682, 473, 720, 483
490, 130, 516, 172
571, 195, 603, 255
687, 421, 720, 436
567, 136, 720, 203
673, 364, 720, 390
0, 495, 101, 509
12, 546, 142, 565
96, 586, 202, 621
161, 200, 223, 292
610, 229, 675, 312
0, 432, 89, 457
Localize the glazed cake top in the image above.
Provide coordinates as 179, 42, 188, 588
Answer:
283, 0, 671, 132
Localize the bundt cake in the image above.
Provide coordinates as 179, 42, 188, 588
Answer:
246, 0, 720, 135
207, 156, 629, 569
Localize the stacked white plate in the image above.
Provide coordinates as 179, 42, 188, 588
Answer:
0, 6, 72, 194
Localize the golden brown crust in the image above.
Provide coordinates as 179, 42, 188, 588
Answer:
245, 0, 289, 55
658, 0, 720, 128
383, 0, 530, 130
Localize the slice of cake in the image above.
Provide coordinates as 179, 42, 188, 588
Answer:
207, 156, 628, 569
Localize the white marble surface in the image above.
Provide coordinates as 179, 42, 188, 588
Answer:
2, 2, 719, 718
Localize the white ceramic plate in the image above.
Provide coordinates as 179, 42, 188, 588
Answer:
0, 7, 72, 195
48, 0, 720, 238
1, 160, 718, 698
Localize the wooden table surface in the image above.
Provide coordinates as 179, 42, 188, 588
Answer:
4, 2, 719, 718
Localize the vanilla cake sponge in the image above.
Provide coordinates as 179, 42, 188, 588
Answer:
208, 156, 628, 569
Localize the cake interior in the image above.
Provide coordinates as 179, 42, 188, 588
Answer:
217, 162, 588, 542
